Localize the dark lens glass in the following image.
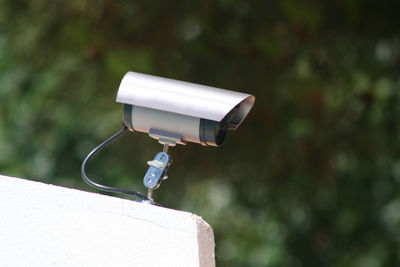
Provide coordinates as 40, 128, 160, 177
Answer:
199, 119, 227, 146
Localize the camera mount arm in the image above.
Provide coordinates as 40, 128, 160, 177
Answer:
143, 128, 181, 202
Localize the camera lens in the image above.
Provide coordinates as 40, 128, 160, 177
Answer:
199, 119, 227, 146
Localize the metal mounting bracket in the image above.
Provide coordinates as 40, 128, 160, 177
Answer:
143, 128, 183, 203
143, 152, 171, 189
149, 128, 186, 146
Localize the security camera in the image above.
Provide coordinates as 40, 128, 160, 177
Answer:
116, 71, 255, 146
82, 71, 255, 204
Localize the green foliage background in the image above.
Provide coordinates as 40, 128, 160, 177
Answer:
1, 1, 400, 266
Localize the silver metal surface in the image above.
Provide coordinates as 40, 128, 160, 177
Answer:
147, 188, 154, 203
131, 106, 199, 144
116, 71, 255, 128
143, 152, 171, 189
163, 144, 169, 153
144, 147, 171, 204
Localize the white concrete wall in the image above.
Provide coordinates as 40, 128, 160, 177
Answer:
0, 175, 215, 267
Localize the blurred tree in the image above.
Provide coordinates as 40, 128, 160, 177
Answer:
1, 0, 400, 266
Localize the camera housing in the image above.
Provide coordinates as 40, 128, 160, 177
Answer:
82, 71, 255, 203
116, 71, 255, 146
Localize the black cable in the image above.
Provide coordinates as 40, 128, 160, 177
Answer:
81, 126, 149, 201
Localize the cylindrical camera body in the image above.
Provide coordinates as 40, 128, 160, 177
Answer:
124, 105, 226, 146
117, 71, 255, 146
